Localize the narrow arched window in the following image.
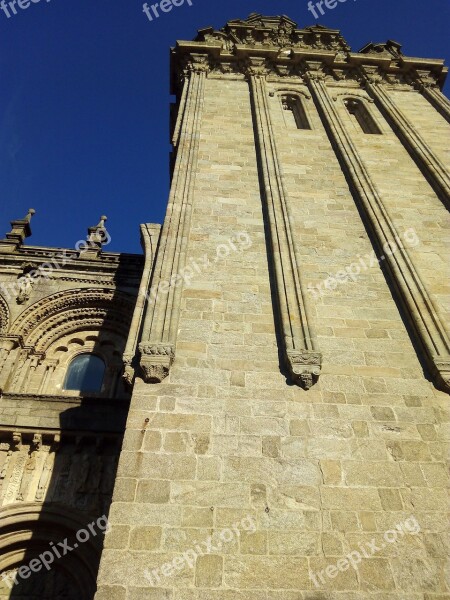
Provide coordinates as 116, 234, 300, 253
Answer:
64, 354, 105, 393
281, 95, 311, 130
344, 98, 381, 134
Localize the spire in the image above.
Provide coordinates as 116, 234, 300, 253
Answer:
0, 208, 36, 253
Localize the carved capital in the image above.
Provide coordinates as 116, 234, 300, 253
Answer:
122, 354, 135, 388
32, 433, 42, 451
414, 70, 439, 90
11, 431, 22, 450
303, 62, 326, 83
186, 54, 210, 74
138, 343, 175, 383
286, 350, 322, 390
245, 57, 268, 79
362, 66, 385, 85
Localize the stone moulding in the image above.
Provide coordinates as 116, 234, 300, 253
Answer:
413, 69, 450, 123
302, 61, 450, 394
361, 65, 450, 209
247, 56, 322, 389
122, 223, 161, 387
171, 15, 447, 92
139, 55, 207, 383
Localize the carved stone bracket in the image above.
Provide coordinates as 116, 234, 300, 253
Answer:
286, 350, 322, 390
138, 343, 175, 383
432, 356, 450, 394
139, 63, 206, 384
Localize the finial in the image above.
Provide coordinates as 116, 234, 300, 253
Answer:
0, 208, 36, 253
78, 213, 110, 259
25, 208, 36, 222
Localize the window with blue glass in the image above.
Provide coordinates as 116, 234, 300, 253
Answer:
64, 354, 105, 393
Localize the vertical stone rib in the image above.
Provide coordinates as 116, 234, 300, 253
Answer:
122, 223, 161, 386
362, 68, 450, 208
138, 56, 207, 383
304, 66, 450, 393
418, 84, 450, 124
248, 60, 321, 389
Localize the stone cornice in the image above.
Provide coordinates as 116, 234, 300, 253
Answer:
0, 391, 130, 407
0, 245, 145, 286
0, 426, 125, 446
170, 14, 448, 92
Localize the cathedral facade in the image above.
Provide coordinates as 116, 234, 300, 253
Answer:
0, 14, 449, 600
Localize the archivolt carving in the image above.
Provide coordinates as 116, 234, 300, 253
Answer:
332, 91, 374, 103
272, 88, 311, 100
0, 293, 9, 334
0, 503, 102, 599
10, 289, 136, 353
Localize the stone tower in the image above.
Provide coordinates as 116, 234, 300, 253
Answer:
0, 13, 449, 600
95, 14, 450, 600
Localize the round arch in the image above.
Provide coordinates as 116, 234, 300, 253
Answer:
0, 503, 103, 600
10, 288, 136, 353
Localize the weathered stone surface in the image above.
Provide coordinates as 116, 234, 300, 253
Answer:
1, 12, 448, 600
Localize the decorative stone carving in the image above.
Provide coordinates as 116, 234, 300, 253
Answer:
17, 448, 38, 501
358, 40, 403, 58
12, 432, 22, 450
138, 342, 175, 383
36, 440, 57, 501
414, 69, 439, 89
0, 294, 10, 334
78, 215, 110, 259
245, 57, 268, 79
10, 288, 135, 353
16, 274, 35, 305
122, 354, 135, 387
185, 53, 210, 75
32, 433, 42, 451
286, 350, 322, 390
194, 16, 350, 56
0, 443, 12, 483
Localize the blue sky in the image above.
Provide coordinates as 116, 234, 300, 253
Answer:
0, 0, 449, 254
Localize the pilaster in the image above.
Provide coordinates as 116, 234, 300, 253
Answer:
303, 62, 450, 393
138, 55, 208, 383
361, 65, 450, 208
122, 223, 161, 387
414, 69, 450, 123
247, 58, 321, 389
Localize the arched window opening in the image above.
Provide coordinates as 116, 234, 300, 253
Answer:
281, 95, 311, 130
344, 98, 381, 134
64, 354, 105, 393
